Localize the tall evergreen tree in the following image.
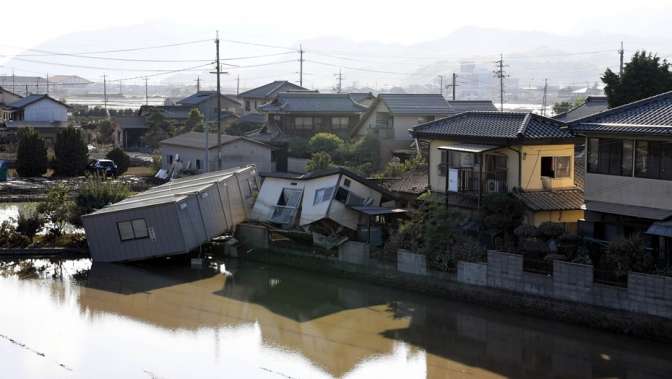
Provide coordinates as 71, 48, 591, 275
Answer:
53, 127, 89, 177
602, 51, 672, 107
185, 108, 204, 132
16, 128, 48, 177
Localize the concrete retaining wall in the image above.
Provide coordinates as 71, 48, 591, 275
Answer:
455, 251, 672, 320
338, 241, 369, 265
397, 249, 427, 276
235, 224, 269, 250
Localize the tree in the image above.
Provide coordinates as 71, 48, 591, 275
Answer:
15, 128, 48, 177
185, 108, 204, 132
53, 127, 89, 177
37, 184, 74, 236
552, 97, 585, 115
602, 50, 672, 107
106, 147, 130, 175
144, 125, 170, 149
71, 178, 129, 226
305, 152, 333, 171
308, 133, 344, 154
97, 120, 114, 144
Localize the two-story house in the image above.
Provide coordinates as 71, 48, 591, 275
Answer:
257, 92, 368, 139
572, 90, 672, 265
238, 80, 308, 113
351, 94, 497, 166
410, 111, 583, 230
1, 94, 71, 142
176, 91, 242, 121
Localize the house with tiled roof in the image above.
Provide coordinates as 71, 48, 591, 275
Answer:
571, 90, 672, 266
351, 94, 496, 166
553, 96, 609, 123
258, 92, 368, 139
175, 91, 241, 120
1, 94, 72, 143
238, 80, 308, 113
411, 111, 583, 229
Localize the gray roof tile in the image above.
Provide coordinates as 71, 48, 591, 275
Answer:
258, 93, 368, 114
8, 94, 69, 109
159, 131, 271, 150
553, 96, 609, 123
238, 81, 308, 99
380, 93, 452, 115
412, 112, 574, 141
446, 100, 498, 114
177, 91, 240, 106
572, 90, 672, 136
514, 189, 584, 211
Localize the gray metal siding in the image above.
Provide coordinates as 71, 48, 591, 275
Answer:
177, 197, 208, 251
83, 204, 185, 262
196, 186, 228, 238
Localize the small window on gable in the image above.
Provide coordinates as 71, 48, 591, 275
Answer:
344, 178, 351, 187
335, 187, 349, 203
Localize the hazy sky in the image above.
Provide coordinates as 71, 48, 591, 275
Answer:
4, 0, 670, 48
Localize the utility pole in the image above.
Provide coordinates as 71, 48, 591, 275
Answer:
493, 54, 508, 112
46, 73, 49, 95
618, 41, 624, 76
445, 73, 458, 100
438, 75, 445, 96
144, 77, 149, 106
25, 84, 28, 96
334, 69, 343, 93
196, 76, 200, 92
299, 44, 304, 87
119, 80, 122, 96
541, 78, 548, 116
236, 75, 240, 96
103, 74, 108, 111
208, 31, 229, 171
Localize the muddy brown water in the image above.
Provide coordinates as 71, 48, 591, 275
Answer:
0, 259, 670, 379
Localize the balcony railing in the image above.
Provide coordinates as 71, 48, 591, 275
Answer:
438, 165, 508, 193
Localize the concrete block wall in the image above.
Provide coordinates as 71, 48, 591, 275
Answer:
553, 261, 593, 302
397, 249, 427, 276
338, 241, 370, 265
487, 251, 523, 291
457, 261, 487, 286
235, 223, 270, 250
456, 251, 672, 319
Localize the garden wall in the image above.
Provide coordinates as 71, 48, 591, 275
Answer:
456, 251, 672, 320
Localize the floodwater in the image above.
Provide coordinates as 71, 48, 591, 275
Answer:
0, 259, 670, 379
0, 202, 83, 234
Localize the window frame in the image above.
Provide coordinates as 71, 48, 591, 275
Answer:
117, 219, 150, 242
331, 116, 350, 129
294, 117, 313, 130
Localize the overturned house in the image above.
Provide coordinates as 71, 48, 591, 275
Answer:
250, 168, 405, 246
83, 166, 258, 262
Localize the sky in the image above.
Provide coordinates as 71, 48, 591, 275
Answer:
3, 0, 671, 48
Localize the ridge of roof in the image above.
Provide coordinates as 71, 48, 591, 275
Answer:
517, 113, 532, 137
572, 90, 672, 124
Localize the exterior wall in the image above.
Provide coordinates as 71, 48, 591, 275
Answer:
327, 174, 383, 230
176, 196, 208, 251
520, 144, 575, 191
83, 204, 185, 262
161, 140, 272, 173
427, 139, 520, 193
299, 175, 339, 225
242, 97, 269, 113
393, 116, 422, 141
529, 210, 584, 230
355, 100, 390, 137
585, 173, 672, 211
268, 113, 359, 139
23, 99, 67, 122
287, 157, 309, 173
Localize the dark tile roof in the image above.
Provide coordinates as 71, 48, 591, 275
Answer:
513, 189, 584, 211
159, 131, 271, 150
574, 156, 584, 190
239, 112, 266, 124
7, 94, 69, 109
411, 112, 574, 142
447, 100, 498, 115
553, 96, 609, 123
177, 91, 240, 106
238, 81, 308, 99
572, 90, 672, 136
379, 168, 428, 195
261, 167, 393, 198
379, 93, 452, 115
258, 93, 368, 114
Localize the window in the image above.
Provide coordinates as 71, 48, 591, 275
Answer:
117, 219, 149, 241
270, 188, 303, 224
245, 100, 251, 111
635, 140, 672, 180
343, 178, 351, 187
587, 138, 633, 176
541, 156, 571, 178
294, 117, 313, 130
313, 186, 335, 205
335, 187, 350, 202
168, 155, 174, 165
332, 117, 349, 129
196, 159, 201, 170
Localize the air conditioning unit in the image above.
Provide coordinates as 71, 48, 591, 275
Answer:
487, 179, 503, 193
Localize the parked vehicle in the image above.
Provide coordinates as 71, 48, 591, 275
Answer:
85, 159, 118, 177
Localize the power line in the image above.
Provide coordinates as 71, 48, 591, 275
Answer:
306, 59, 415, 75
0, 39, 212, 56
493, 54, 509, 112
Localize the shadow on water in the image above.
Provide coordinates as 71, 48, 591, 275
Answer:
74, 259, 672, 378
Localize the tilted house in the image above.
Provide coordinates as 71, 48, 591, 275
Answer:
159, 131, 275, 173
258, 92, 368, 139
572, 90, 672, 266
411, 112, 583, 230
238, 80, 308, 113
250, 168, 400, 234
83, 166, 258, 262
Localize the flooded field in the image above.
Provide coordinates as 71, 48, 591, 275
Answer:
0, 258, 670, 378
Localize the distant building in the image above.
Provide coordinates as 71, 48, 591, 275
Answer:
411, 111, 583, 230
258, 92, 368, 139
113, 116, 147, 148
553, 96, 609, 122
159, 131, 275, 173
1, 94, 71, 143
139, 91, 241, 123
572, 90, 672, 266
238, 80, 308, 113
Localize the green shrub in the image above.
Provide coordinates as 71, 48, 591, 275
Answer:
37, 184, 75, 236
305, 152, 333, 171
287, 137, 310, 158
53, 127, 88, 177
71, 178, 130, 226
480, 193, 526, 234
605, 235, 654, 276
97, 120, 114, 144
15, 205, 45, 239
151, 155, 162, 172
0, 221, 31, 248
308, 133, 344, 154
538, 222, 565, 240
106, 147, 130, 175
16, 128, 48, 177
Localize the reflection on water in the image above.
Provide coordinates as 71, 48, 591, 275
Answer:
1, 259, 671, 378
0, 202, 83, 234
